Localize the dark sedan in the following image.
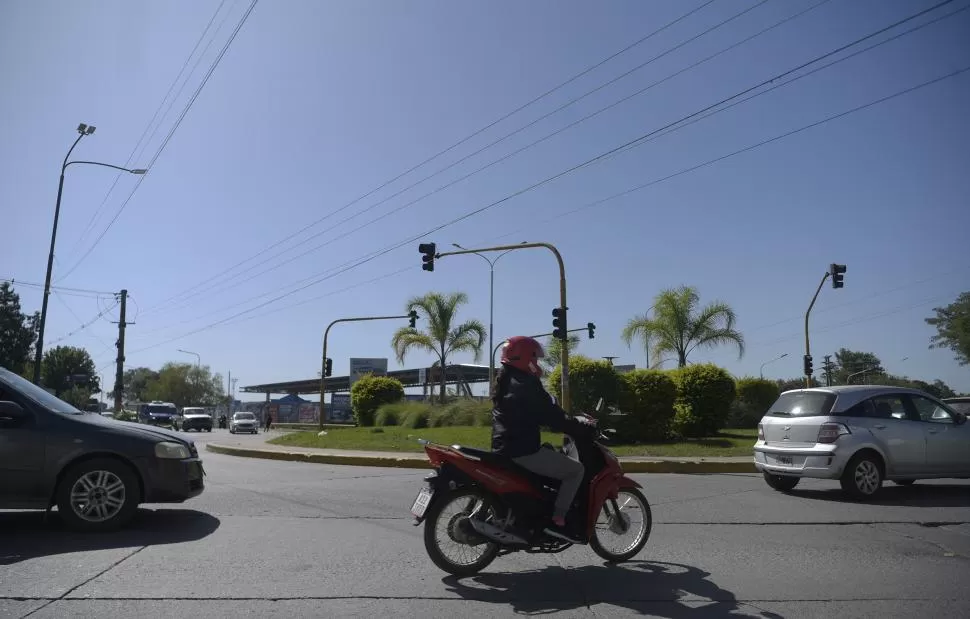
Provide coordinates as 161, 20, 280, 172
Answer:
0, 366, 205, 532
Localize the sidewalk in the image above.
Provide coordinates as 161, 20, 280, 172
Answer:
205, 437, 757, 474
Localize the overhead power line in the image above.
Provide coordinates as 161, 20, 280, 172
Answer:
56, 0, 261, 283
47, 299, 120, 346
140, 0, 724, 313
134, 0, 964, 335
149, 0, 799, 314
0, 278, 115, 298
127, 62, 970, 352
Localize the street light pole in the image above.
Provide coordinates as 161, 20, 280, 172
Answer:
33, 123, 147, 385
760, 353, 789, 379
452, 242, 524, 393
178, 349, 201, 368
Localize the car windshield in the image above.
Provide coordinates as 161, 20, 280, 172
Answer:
145, 405, 176, 415
0, 366, 84, 415
183, 408, 207, 416
767, 391, 837, 417
234, 413, 255, 420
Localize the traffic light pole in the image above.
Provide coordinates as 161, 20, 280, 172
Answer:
320, 312, 417, 429
804, 272, 830, 388
433, 242, 571, 412
490, 325, 593, 373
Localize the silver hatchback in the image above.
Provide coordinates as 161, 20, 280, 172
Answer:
753, 385, 970, 499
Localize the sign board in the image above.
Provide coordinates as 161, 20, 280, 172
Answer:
349, 358, 388, 386
614, 364, 636, 374
328, 393, 353, 422
418, 367, 427, 385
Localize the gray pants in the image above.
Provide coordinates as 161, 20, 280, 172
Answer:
513, 449, 585, 519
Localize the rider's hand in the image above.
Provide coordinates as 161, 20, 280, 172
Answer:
574, 414, 597, 427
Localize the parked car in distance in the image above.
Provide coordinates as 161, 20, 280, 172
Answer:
943, 396, 970, 416
229, 411, 258, 434
180, 407, 213, 432
0, 365, 205, 532
139, 401, 180, 430
754, 385, 969, 499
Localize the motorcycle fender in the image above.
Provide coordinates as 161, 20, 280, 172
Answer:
618, 475, 642, 490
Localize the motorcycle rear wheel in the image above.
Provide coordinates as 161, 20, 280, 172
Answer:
423, 487, 500, 577
590, 487, 652, 563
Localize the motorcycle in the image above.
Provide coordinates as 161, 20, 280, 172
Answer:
410, 397, 652, 577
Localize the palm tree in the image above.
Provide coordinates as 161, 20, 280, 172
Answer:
541, 335, 580, 372
391, 291, 487, 403
622, 286, 744, 368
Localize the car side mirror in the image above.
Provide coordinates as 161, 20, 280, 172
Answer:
0, 400, 27, 427
955, 412, 967, 426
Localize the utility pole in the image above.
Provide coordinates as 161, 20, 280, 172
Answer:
114, 289, 128, 414
822, 355, 834, 386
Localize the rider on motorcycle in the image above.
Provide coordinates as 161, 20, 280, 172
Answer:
491, 336, 592, 543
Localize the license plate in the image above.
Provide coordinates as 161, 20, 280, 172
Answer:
410, 487, 433, 518
775, 455, 793, 466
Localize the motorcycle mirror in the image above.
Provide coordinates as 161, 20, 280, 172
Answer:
595, 397, 604, 413
603, 428, 617, 434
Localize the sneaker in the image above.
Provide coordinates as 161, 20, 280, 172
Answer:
543, 517, 585, 544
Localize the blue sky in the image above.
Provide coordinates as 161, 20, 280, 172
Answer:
2, 0, 968, 400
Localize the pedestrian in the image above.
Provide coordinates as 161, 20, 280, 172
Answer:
265, 412, 273, 431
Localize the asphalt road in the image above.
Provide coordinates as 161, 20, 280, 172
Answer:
2, 428, 969, 618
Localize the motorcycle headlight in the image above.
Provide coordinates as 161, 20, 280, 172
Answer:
155, 441, 191, 459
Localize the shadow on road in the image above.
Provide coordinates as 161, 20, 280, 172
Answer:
444, 560, 780, 618
0, 508, 219, 565
792, 483, 970, 508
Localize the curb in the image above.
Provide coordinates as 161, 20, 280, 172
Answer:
205, 443, 757, 474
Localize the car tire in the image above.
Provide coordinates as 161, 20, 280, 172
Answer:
840, 451, 884, 499
56, 458, 140, 533
763, 472, 800, 492
893, 479, 916, 486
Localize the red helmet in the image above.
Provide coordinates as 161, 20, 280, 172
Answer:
501, 336, 545, 377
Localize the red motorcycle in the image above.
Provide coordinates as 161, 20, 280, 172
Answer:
410, 398, 652, 576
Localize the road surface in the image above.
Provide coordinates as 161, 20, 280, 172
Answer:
2, 429, 968, 618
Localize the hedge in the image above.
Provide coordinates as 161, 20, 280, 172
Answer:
729, 377, 781, 428
670, 363, 736, 438
616, 369, 678, 442
350, 374, 405, 426
547, 355, 620, 413
374, 399, 491, 428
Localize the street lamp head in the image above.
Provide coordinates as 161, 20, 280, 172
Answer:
77, 123, 96, 135
452, 243, 465, 250
780, 353, 789, 358
130, 168, 147, 175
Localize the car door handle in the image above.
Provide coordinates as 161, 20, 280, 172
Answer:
873, 424, 886, 430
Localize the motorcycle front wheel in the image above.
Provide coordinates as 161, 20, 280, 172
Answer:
590, 487, 652, 563
423, 487, 500, 577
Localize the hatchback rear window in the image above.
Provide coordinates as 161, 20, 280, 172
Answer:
766, 391, 837, 417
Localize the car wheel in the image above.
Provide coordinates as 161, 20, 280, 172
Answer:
840, 451, 884, 499
763, 472, 800, 492
893, 479, 916, 486
56, 458, 140, 532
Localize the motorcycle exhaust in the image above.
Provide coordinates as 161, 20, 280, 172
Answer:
469, 519, 529, 546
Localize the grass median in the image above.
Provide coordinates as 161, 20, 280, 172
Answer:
267, 426, 758, 458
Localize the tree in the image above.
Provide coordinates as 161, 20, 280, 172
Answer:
121, 367, 160, 403
145, 362, 224, 408
926, 292, 970, 366
391, 291, 486, 403
41, 345, 98, 407
541, 334, 580, 372
0, 282, 39, 375
833, 348, 884, 384
622, 286, 744, 368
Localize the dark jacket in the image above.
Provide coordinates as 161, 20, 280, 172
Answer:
491, 366, 576, 458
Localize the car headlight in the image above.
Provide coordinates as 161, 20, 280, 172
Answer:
155, 441, 191, 459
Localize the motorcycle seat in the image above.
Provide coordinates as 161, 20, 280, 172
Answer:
453, 445, 561, 490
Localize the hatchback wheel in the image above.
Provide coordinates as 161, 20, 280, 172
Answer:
763, 472, 799, 492
840, 452, 883, 499
56, 458, 139, 532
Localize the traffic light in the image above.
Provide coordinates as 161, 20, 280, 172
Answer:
587, 322, 596, 339
408, 310, 418, 329
325, 358, 333, 377
830, 263, 846, 289
418, 242, 436, 272
552, 307, 567, 339
803, 354, 813, 376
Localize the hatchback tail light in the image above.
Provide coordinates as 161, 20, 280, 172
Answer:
757, 423, 765, 441
817, 422, 850, 444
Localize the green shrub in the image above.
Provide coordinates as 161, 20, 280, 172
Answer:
430, 399, 491, 427
375, 407, 400, 426
730, 377, 781, 428
350, 374, 405, 426
670, 363, 736, 437
617, 370, 677, 441
548, 355, 620, 413
403, 407, 431, 429
670, 402, 699, 439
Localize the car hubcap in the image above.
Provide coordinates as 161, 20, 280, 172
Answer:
70, 470, 126, 522
854, 461, 880, 494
